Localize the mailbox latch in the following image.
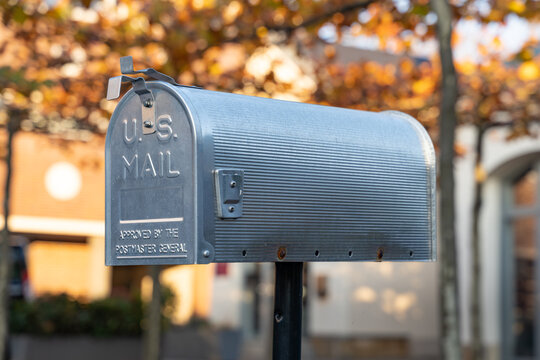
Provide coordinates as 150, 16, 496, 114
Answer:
214, 169, 244, 219
106, 56, 201, 136
107, 74, 156, 135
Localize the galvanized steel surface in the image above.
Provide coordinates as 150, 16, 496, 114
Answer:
105, 81, 436, 265
105, 87, 196, 265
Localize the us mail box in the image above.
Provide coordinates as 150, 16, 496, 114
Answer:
105, 59, 436, 266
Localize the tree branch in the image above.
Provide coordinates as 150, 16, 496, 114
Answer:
270, 0, 375, 34
432, 0, 461, 358
227, 0, 375, 43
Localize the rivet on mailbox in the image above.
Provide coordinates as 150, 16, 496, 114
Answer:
105, 58, 436, 266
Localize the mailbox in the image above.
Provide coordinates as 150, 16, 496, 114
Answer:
105, 59, 436, 266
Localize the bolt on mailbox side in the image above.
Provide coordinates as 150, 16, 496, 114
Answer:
105, 81, 436, 266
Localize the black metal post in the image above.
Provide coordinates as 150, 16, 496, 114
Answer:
272, 262, 303, 360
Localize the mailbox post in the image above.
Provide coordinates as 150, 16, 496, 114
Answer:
273, 262, 303, 360
105, 57, 436, 359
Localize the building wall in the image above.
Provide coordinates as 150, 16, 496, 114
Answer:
9, 132, 105, 221
455, 124, 540, 358
208, 259, 439, 356
210, 263, 246, 328
0, 132, 214, 319
158, 264, 214, 324
308, 262, 439, 356
28, 241, 92, 298
0, 132, 109, 300
15, 124, 540, 349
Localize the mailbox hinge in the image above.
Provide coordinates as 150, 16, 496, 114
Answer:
214, 169, 244, 219
106, 56, 201, 135
119, 56, 201, 90
106, 74, 157, 134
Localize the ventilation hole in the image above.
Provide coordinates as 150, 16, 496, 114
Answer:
315, 250, 320, 257
409, 250, 414, 257
242, 250, 247, 257
348, 251, 353, 257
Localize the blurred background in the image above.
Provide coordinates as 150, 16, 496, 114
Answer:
0, 0, 540, 359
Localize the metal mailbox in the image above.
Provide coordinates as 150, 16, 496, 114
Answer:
105, 60, 436, 266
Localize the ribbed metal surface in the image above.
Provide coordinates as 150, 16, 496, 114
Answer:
178, 88, 436, 262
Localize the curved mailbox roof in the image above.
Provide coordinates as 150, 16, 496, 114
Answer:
106, 82, 436, 265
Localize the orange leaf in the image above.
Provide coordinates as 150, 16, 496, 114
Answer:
518, 61, 540, 81
508, 0, 526, 14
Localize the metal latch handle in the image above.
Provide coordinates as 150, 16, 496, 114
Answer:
106, 57, 201, 135
106, 75, 156, 135
120, 56, 201, 90
106, 75, 152, 101
120, 56, 179, 85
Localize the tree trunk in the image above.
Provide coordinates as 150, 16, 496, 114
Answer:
431, 0, 461, 359
0, 117, 17, 360
143, 265, 162, 360
470, 122, 508, 359
471, 125, 485, 359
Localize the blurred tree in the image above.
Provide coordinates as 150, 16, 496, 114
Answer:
0, 70, 53, 360
453, 6, 540, 358
460, 59, 540, 359
1, 0, 540, 359
431, 0, 460, 359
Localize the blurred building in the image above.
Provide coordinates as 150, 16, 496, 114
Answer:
4, 131, 213, 324
209, 120, 540, 360
7, 46, 539, 359
6, 110, 440, 359
455, 124, 540, 360
4, 45, 441, 359
5, 132, 108, 300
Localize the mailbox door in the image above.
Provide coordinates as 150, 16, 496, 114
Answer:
105, 86, 196, 265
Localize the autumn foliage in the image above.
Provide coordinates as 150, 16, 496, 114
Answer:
0, 0, 538, 143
